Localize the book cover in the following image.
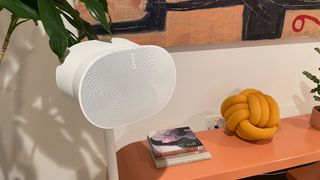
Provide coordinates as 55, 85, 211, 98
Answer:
147, 127, 205, 158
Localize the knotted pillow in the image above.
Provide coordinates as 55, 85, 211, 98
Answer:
220, 89, 280, 141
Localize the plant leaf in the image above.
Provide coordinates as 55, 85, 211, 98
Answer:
0, 0, 39, 19
311, 85, 320, 94
0, 5, 3, 12
54, 0, 80, 18
303, 71, 320, 84
66, 29, 78, 47
59, 11, 82, 29
20, 0, 38, 11
38, 0, 67, 60
97, 0, 108, 13
81, 20, 98, 40
54, 0, 98, 40
49, 36, 68, 63
314, 95, 320, 101
59, 9, 97, 40
80, 0, 111, 34
315, 47, 320, 54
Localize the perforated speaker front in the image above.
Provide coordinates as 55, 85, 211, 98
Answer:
79, 46, 176, 128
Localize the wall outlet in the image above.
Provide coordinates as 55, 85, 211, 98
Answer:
204, 114, 226, 130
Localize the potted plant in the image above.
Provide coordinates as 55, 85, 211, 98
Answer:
0, 0, 111, 64
303, 47, 320, 130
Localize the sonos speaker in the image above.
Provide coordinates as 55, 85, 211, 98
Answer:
56, 38, 176, 129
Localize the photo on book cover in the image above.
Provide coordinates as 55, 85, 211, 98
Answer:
147, 127, 204, 157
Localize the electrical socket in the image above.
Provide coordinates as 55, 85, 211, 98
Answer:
204, 114, 226, 130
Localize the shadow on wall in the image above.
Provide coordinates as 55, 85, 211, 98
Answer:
0, 11, 106, 180
292, 81, 316, 115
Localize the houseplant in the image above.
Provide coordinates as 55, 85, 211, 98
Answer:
0, 0, 111, 64
302, 47, 320, 130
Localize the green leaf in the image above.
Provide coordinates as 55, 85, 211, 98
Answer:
303, 71, 320, 84
0, 5, 3, 11
38, 0, 67, 60
0, 0, 39, 19
81, 20, 99, 40
59, 11, 82, 29
311, 85, 320, 94
54, 0, 98, 40
49, 36, 68, 63
66, 30, 78, 47
80, 0, 111, 34
21, 0, 38, 11
315, 47, 320, 54
59, 9, 97, 40
314, 95, 320, 101
97, 0, 108, 13
54, 0, 79, 18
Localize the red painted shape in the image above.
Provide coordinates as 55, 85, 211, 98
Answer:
292, 15, 320, 32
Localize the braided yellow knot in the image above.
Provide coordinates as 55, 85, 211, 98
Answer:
220, 89, 280, 141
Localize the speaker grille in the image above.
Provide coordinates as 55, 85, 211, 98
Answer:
79, 46, 175, 128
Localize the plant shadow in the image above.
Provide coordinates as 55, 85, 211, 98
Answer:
292, 81, 315, 116
0, 11, 107, 180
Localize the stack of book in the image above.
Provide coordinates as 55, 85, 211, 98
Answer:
147, 126, 211, 168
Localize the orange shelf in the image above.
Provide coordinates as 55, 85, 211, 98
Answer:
117, 115, 320, 180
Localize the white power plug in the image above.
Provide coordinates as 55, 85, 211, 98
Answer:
204, 114, 226, 130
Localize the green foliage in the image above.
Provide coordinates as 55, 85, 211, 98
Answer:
38, 0, 67, 61
315, 47, 320, 54
53, 0, 97, 41
303, 47, 320, 102
80, 0, 111, 34
0, 0, 111, 63
303, 71, 320, 84
0, 0, 39, 19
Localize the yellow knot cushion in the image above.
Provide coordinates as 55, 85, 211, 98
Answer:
220, 88, 280, 141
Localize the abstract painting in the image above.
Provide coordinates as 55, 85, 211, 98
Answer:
76, 0, 320, 46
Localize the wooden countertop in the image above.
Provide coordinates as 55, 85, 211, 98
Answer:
117, 115, 320, 180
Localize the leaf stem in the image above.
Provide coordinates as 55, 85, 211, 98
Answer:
0, 15, 20, 64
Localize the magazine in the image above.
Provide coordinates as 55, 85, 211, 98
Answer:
147, 126, 211, 168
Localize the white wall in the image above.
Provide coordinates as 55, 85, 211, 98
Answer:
1, 9, 319, 180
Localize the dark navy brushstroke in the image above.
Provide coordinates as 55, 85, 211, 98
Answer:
92, 0, 320, 41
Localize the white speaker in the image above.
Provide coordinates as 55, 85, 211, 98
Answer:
56, 38, 176, 180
